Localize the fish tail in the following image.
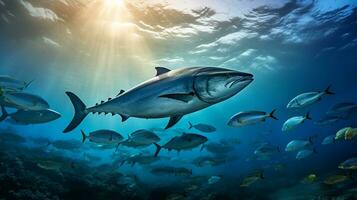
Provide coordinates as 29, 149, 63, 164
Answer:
24, 79, 35, 89
0, 106, 8, 122
188, 121, 193, 129
80, 130, 86, 143
154, 143, 162, 157
269, 109, 278, 120
308, 136, 314, 144
63, 92, 88, 133
324, 85, 334, 95
305, 112, 312, 120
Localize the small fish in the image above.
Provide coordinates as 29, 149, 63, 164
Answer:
120, 129, 160, 148
339, 157, 357, 170
188, 122, 216, 133
327, 102, 357, 115
287, 86, 334, 109
321, 135, 335, 145
81, 129, 124, 145
120, 153, 159, 167
240, 171, 264, 187
296, 148, 317, 160
228, 109, 278, 127
50, 139, 82, 150
1, 91, 49, 111
285, 138, 313, 152
324, 174, 350, 185
154, 133, 207, 157
282, 112, 311, 132
202, 142, 234, 154
254, 143, 280, 157
335, 127, 357, 140
0, 107, 61, 124
302, 173, 317, 183
36, 160, 74, 171
192, 155, 226, 167
208, 176, 222, 184
0, 75, 33, 91
314, 116, 340, 126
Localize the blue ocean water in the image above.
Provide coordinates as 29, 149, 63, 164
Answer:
0, 0, 356, 199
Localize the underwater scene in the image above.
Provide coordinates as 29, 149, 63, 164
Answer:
0, 0, 357, 199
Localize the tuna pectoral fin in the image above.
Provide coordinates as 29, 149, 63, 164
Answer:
159, 92, 195, 103
324, 85, 334, 95
0, 106, 8, 122
165, 115, 183, 129
63, 92, 88, 133
154, 143, 162, 157
305, 112, 312, 120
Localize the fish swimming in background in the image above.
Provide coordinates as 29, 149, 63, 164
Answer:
119, 129, 160, 148
0, 91, 49, 111
282, 112, 311, 132
302, 173, 317, 184
338, 157, 357, 170
254, 143, 280, 157
63, 67, 253, 133
150, 166, 192, 176
154, 133, 208, 157
321, 135, 335, 145
0, 107, 61, 125
0, 75, 33, 91
227, 109, 278, 127
285, 138, 313, 152
287, 86, 334, 109
296, 148, 316, 160
81, 129, 124, 145
188, 122, 216, 133
240, 171, 264, 187
323, 174, 351, 185
208, 176, 222, 184
335, 127, 357, 140
327, 102, 357, 115
314, 116, 340, 126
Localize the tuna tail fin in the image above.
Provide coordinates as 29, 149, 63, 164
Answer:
0, 106, 8, 122
305, 112, 312, 120
188, 121, 193, 129
269, 109, 278, 120
324, 85, 334, 95
63, 92, 88, 133
154, 143, 162, 157
80, 130, 87, 143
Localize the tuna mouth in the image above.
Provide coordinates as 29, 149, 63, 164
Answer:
225, 74, 254, 88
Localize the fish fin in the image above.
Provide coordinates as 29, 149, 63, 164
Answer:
324, 85, 334, 95
80, 130, 87, 143
63, 92, 88, 133
200, 144, 205, 152
117, 90, 125, 96
305, 112, 312, 120
0, 106, 8, 122
165, 115, 183, 129
159, 92, 195, 103
269, 109, 278, 120
154, 143, 162, 157
155, 66, 171, 76
188, 121, 193, 129
24, 79, 35, 89
120, 114, 130, 122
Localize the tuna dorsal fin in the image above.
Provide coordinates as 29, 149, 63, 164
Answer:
155, 67, 171, 76
120, 114, 130, 122
159, 92, 195, 103
117, 90, 125, 96
165, 115, 183, 129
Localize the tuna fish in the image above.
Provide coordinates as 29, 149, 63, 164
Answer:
150, 166, 192, 176
254, 143, 280, 157
287, 86, 334, 109
0, 107, 60, 124
188, 122, 216, 133
0, 75, 33, 91
282, 112, 311, 132
227, 109, 278, 127
285, 138, 313, 152
327, 102, 357, 115
321, 135, 335, 145
296, 148, 316, 160
63, 67, 253, 133
338, 157, 357, 170
81, 129, 124, 145
0, 91, 49, 110
154, 133, 208, 157
240, 171, 264, 187
119, 129, 160, 148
